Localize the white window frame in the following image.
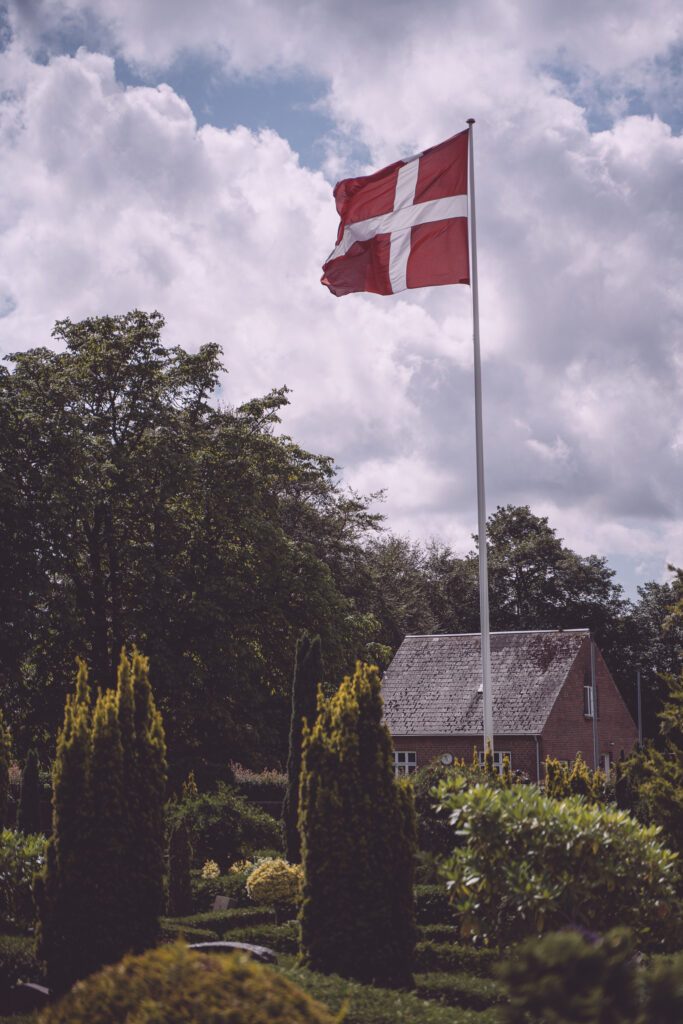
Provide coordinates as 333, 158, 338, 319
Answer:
584, 684, 595, 718
478, 750, 512, 775
393, 750, 417, 777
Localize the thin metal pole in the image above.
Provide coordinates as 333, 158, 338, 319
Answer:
636, 670, 643, 746
590, 639, 599, 769
467, 118, 493, 754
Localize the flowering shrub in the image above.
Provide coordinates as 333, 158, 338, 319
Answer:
0, 828, 46, 932
201, 859, 220, 880
246, 858, 303, 908
437, 776, 679, 949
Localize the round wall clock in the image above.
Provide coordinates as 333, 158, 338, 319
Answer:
440, 752, 454, 765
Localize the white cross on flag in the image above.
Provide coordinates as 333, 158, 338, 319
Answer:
321, 128, 469, 297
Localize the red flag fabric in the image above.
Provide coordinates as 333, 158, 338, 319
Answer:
321, 128, 470, 297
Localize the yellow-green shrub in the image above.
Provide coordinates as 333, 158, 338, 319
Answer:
39, 941, 337, 1024
247, 858, 303, 908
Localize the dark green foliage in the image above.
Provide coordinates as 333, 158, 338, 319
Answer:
299, 662, 416, 988
621, 669, 683, 855
167, 823, 193, 917
437, 776, 678, 948
16, 749, 42, 835
411, 762, 460, 857
278, 956, 499, 1024
190, 868, 252, 911
158, 922, 218, 943
415, 942, 499, 976
225, 920, 300, 954
417, 924, 460, 943
1, 312, 382, 780
0, 934, 42, 996
415, 885, 453, 925
36, 651, 167, 993
283, 633, 323, 863
38, 942, 337, 1024
0, 830, 46, 933
165, 783, 282, 871
643, 951, 683, 1023
499, 928, 642, 1024
415, 972, 504, 1011
0, 713, 10, 830
163, 906, 275, 935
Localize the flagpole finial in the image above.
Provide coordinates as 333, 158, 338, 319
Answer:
467, 118, 475, 125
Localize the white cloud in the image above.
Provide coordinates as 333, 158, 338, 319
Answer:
1, 1, 682, 595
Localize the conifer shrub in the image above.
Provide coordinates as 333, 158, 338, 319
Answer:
35, 651, 167, 993
38, 942, 337, 1024
0, 829, 46, 932
16, 748, 42, 835
167, 822, 193, 916
437, 776, 679, 948
283, 633, 323, 862
0, 710, 11, 829
299, 662, 416, 988
415, 884, 453, 925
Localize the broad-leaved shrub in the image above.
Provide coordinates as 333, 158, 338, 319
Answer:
437, 777, 678, 948
247, 857, 303, 909
0, 828, 46, 932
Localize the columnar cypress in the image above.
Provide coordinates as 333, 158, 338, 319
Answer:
0, 709, 11, 828
36, 661, 93, 992
36, 651, 167, 992
283, 633, 323, 863
167, 822, 193, 917
299, 662, 416, 988
17, 748, 42, 834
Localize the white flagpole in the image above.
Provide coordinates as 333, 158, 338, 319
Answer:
466, 118, 494, 755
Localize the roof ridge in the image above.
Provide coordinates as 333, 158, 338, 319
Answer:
404, 628, 590, 638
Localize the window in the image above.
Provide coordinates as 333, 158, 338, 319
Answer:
584, 685, 595, 718
478, 750, 512, 774
393, 751, 417, 777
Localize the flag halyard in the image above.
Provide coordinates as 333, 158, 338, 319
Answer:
321, 128, 470, 297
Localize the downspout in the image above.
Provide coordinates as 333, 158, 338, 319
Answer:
534, 735, 541, 784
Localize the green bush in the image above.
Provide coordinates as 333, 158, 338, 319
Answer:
17, 749, 42, 836
0, 829, 46, 932
190, 867, 252, 910
165, 783, 282, 871
415, 972, 504, 1010
282, 633, 323, 862
226, 920, 300, 954
499, 928, 641, 1024
415, 884, 453, 925
416, 941, 499, 976
643, 950, 683, 1023
38, 941, 336, 1023
167, 822, 193, 916
0, 934, 42, 994
158, 922, 218, 943
437, 776, 679, 948
162, 906, 275, 935
418, 924, 460, 943
411, 762, 464, 857
278, 955, 499, 1024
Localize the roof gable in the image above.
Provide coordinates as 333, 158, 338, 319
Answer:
382, 629, 588, 735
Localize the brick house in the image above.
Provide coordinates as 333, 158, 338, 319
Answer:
382, 628, 638, 782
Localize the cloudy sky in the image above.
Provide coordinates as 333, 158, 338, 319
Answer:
1, 0, 682, 597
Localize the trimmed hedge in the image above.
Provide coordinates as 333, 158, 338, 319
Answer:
159, 922, 218, 944
415, 972, 504, 1011
416, 942, 499, 976
38, 942, 336, 1023
191, 868, 252, 911
162, 907, 275, 936
416, 885, 453, 925
0, 934, 43, 994
225, 921, 299, 955
418, 925, 460, 943
277, 955, 501, 1024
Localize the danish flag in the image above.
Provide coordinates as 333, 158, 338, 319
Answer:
321, 127, 470, 297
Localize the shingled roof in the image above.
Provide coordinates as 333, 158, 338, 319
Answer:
382, 629, 589, 735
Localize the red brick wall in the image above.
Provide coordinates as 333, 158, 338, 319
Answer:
391, 734, 539, 780
391, 638, 638, 782
542, 637, 638, 771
